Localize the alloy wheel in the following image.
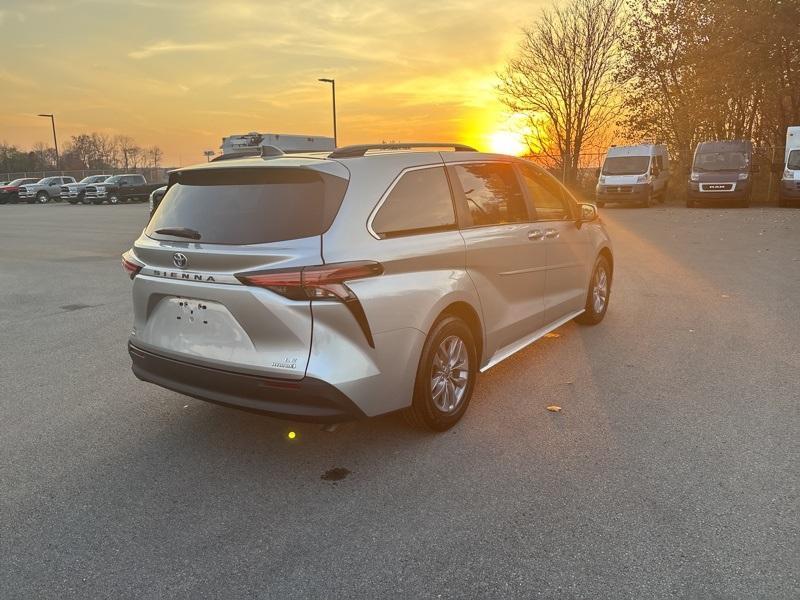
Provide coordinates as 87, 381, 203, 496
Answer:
430, 335, 469, 413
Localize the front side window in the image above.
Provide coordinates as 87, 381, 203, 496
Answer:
518, 163, 572, 221
452, 162, 528, 227
371, 167, 455, 238
786, 150, 800, 171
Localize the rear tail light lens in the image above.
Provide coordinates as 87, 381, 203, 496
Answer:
121, 251, 143, 279
236, 261, 383, 347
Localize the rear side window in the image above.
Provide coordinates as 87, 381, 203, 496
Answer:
452, 163, 528, 227
146, 167, 348, 245
371, 167, 455, 238
518, 163, 572, 221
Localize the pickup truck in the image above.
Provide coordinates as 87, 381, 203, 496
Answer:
17, 176, 77, 203
83, 174, 163, 205
60, 175, 111, 204
0, 178, 40, 203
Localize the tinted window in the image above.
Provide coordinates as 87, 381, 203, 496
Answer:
518, 164, 571, 221
146, 167, 347, 245
453, 163, 528, 227
371, 167, 455, 238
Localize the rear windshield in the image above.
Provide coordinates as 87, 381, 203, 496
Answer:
146, 167, 348, 245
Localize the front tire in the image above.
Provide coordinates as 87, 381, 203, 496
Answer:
108, 194, 120, 205
575, 255, 611, 326
404, 316, 477, 431
36, 192, 49, 204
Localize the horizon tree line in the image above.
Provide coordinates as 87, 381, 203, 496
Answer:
0, 133, 163, 175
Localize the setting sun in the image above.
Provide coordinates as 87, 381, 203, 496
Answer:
488, 130, 528, 156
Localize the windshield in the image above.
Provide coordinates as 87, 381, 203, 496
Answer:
9, 179, 32, 186
693, 151, 748, 172
104, 176, 122, 184
787, 150, 800, 170
81, 175, 108, 184
146, 167, 348, 245
602, 156, 650, 176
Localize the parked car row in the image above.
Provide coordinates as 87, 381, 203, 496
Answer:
594, 126, 800, 208
0, 174, 163, 204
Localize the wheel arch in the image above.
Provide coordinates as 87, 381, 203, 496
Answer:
598, 246, 614, 281
435, 301, 484, 366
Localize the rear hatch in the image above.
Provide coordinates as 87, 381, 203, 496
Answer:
129, 159, 349, 380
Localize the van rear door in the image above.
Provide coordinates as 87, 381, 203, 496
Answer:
129, 162, 348, 380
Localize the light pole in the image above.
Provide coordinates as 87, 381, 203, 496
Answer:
318, 78, 337, 147
37, 113, 59, 170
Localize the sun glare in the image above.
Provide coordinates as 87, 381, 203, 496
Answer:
488, 130, 528, 156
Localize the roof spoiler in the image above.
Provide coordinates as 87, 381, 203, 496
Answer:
210, 145, 285, 162
329, 142, 477, 159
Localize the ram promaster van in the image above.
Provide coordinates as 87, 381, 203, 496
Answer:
687, 140, 756, 208
779, 126, 800, 207
595, 144, 670, 207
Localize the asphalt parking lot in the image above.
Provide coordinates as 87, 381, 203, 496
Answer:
1, 203, 798, 599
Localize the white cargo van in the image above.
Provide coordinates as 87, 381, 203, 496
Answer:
596, 144, 670, 207
220, 132, 335, 156
779, 126, 800, 207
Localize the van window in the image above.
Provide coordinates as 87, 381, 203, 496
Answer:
453, 163, 528, 227
694, 151, 748, 172
371, 167, 455, 238
602, 156, 650, 175
518, 163, 572, 221
787, 150, 800, 170
147, 167, 348, 245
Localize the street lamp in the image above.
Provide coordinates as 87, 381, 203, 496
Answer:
318, 78, 337, 147
37, 113, 59, 170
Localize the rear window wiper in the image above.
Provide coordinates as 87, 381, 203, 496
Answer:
154, 227, 202, 240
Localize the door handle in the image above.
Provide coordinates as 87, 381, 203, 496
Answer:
544, 228, 560, 239
528, 229, 544, 241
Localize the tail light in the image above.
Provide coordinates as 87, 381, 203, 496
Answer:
236, 261, 383, 347
121, 251, 143, 279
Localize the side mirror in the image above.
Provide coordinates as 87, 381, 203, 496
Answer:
577, 203, 599, 225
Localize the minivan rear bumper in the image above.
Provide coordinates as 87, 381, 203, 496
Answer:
129, 342, 366, 422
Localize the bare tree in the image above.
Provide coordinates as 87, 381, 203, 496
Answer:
498, 0, 626, 184
146, 146, 163, 169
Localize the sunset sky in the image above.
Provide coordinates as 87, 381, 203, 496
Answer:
0, 0, 547, 166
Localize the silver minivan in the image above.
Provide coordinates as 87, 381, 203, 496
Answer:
124, 143, 613, 430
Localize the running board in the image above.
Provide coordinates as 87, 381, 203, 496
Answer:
480, 309, 585, 372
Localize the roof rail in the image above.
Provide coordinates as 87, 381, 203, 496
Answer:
329, 142, 478, 159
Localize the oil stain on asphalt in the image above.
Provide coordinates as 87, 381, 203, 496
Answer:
321, 467, 351, 482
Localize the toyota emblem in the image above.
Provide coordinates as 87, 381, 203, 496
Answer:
173, 253, 188, 268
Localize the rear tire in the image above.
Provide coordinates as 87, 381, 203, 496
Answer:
403, 316, 477, 432
575, 255, 612, 326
